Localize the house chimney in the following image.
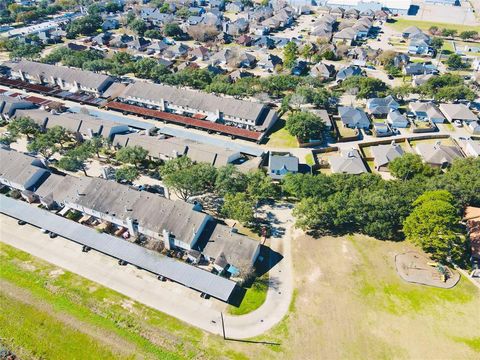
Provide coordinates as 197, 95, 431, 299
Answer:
163, 229, 171, 250
126, 217, 137, 236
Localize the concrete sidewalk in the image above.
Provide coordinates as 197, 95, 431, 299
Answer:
0, 210, 294, 339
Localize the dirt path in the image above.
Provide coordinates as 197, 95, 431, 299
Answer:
0, 279, 141, 359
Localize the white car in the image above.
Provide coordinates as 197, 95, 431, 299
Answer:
453, 120, 463, 128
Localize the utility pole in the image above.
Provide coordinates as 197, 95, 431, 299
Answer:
220, 312, 226, 340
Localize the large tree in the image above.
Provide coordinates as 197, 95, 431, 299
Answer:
388, 153, 437, 180
7, 116, 39, 140
286, 111, 325, 142
403, 190, 465, 263
115, 146, 148, 168
115, 165, 140, 183
221, 192, 255, 225
161, 157, 217, 201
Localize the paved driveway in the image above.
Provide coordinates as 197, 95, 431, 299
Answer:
0, 204, 295, 339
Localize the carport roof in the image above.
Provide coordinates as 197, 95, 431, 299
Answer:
0, 195, 236, 301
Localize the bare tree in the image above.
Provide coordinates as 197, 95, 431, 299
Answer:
187, 25, 220, 42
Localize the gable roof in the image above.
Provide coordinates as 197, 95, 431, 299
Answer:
439, 103, 478, 122
338, 106, 370, 128
415, 143, 463, 166
371, 142, 404, 168
329, 149, 368, 174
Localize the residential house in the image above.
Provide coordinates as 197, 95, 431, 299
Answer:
229, 69, 254, 81
254, 36, 276, 49
257, 53, 282, 71
329, 6, 345, 19
412, 73, 435, 87
8, 60, 114, 96
329, 148, 368, 174
371, 141, 404, 171
393, 53, 410, 68
226, 1, 244, 13
126, 37, 151, 52
464, 140, 480, 157
309, 61, 336, 80
308, 109, 333, 130
402, 26, 423, 39
101, 18, 119, 31
268, 152, 299, 180
332, 27, 357, 45
0, 147, 49, 192
387, 110, 409, 128
338, 106, 370, 129
409, 102, 445, 123
236, 34, 253, 46
344, 8, 359, 19
189, 46, 211, 61
439, 103, 478, 123
408, 35, 432, 56
0, 94, 35, 120
415, 141, 464, 167
403, 62, 438, 76
336, 65, 362, 82
366, 95, 400, 116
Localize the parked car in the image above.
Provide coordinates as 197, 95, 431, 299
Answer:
387, 74, 394, 80
49, 232, 57, 238
17, 219, 26, 225
454, 120, 463, 127
40, 228, 48, 233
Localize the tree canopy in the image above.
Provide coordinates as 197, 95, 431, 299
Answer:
403, 190, 465, 263
286, 111, 325, 142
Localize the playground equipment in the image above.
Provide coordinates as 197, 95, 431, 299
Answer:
427, 262, 449, 282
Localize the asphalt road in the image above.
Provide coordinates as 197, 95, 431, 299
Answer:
0, 205, 294, 339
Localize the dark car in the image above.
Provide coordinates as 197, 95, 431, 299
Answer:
17, 219, 27, 225
118, 259, 128, 266
49, 232, 57, 238
387, 74, 394, 80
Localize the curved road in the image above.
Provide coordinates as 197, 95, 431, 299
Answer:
0, 205, 294, 339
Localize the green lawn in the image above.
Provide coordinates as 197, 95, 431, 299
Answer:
305, 153, 315, 166
267, 119, 298, 148
228, 275, 269, 316
335, 120, 358, 138
0, 292, 122, 360
0, 243, 248, 360
386, 19, 480, 33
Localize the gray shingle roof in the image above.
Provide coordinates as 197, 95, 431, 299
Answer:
0, 194, 236, 301
329, 149, 368, 174
371, 142, 404, 169
120, 81, 267, 123
9, 60, 113, 92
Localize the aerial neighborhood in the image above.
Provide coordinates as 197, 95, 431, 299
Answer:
0, 0, 479, 358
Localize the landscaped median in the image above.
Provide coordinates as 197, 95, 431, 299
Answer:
228, 274, 269, 315
0, 243, 247, 360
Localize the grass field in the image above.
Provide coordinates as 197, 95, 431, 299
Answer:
0, 244, 252, 360
386, 19, 480, 33
267, 119, 298, 148
252, 234, 480, 359
305, 153, 315, 166
2, 231, 479, 359
228, 275, 269, 316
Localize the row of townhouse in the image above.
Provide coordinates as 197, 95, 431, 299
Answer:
0, 147, 261, 275
5, 61, 279, 133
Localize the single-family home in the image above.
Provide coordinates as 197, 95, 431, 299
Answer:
409, 102, 446, 123
336, 65, 362, 82
403, 62, 438, 76
387, 110, 409, 128
439, 103, 478, 123
257, 53, 282, 71
371, 141, 404, 171
415, 141, 464, 167
268, 152, 299, 180
338, 106, 370, 129
309, 61, 336, 80
366, 95, 400, 116
329, 148, 368, 174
